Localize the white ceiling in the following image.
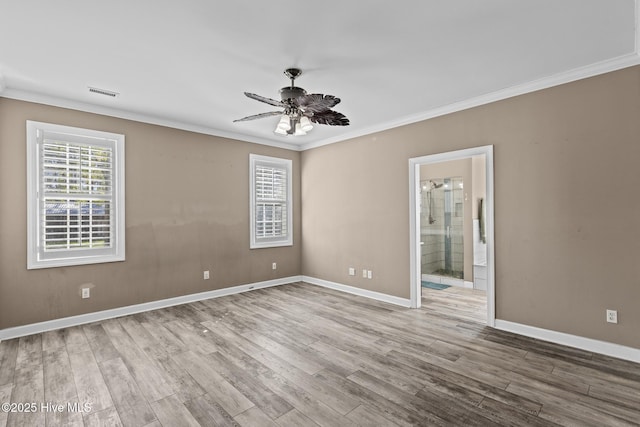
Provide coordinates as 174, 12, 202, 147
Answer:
1, 1, 638, 150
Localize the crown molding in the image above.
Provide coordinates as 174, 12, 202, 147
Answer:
3, 51, 640, 153
302, 2, 640, 151
299, 52, 640, 151
0, 88, 302, 151
636, 0, 640, 54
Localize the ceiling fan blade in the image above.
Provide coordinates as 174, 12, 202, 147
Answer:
307, 110, 349, 126
295, 93, 340, 113
233, 111, 283, 122
244, 92, 285, 108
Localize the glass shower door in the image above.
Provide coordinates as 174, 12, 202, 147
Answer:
421, 177, 464, 280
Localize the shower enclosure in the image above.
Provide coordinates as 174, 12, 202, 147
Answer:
420, 177, 464, 280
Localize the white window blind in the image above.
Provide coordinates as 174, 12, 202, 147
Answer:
250, 154, 292, 248
255, 164, 288, 238
41, 139, 113, 251
27, 121, 125, 269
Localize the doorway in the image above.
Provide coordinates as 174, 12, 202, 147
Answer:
409, 146, 495, 326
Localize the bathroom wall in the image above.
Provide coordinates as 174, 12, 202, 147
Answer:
472, 155, 487, 265
472, 155, 486, 220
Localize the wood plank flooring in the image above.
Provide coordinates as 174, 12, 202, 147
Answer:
0, 282, 639, 426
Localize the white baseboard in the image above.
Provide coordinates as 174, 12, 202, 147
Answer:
302, 276, 412, 308
0, 276, 302, 341
5, 276, 635, 364
494, 320, 640, 363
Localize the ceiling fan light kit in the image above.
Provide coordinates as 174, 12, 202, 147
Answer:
300, 116, 313, 132
234, 68, 349, 136
276, 115, 291, 131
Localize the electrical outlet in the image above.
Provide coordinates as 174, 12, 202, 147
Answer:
348, 267, 355, 276
81, 287, 90, 299
606, 309, 618, 324
204, 270, 210, 280
272, 262, 277, 270
367, 270, 373, 279
362, 269, 367, 278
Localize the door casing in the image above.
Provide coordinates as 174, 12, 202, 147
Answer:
408, 145, 495, 326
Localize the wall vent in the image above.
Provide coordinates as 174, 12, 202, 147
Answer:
88, 86, 119, 97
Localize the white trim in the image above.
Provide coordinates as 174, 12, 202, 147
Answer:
409, 146, 495, 327
298, 53, 640, 151
636, 0, 640, 55
302, 276, 412, 308
409, 160, 421, 308
26, 121, 126, 269
0, 276, 301, 341
1, 88, 301, 152
3, 53, 640, 153
249, 154, 293, 249
494, 320, 640, 364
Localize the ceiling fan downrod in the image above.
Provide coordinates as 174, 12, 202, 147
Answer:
280, 68, 306, 103
284, 68, 302, 87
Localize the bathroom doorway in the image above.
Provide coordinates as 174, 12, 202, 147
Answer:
409, 146, 495, 326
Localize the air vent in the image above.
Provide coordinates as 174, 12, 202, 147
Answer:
88, 86, 119, 97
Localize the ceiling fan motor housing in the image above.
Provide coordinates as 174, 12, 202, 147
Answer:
280, 86, 306, 102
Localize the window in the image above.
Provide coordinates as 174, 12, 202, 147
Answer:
250, 154, 292, 248
26, 121, 125, 269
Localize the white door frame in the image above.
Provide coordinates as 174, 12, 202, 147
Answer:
409, 145, 495, 326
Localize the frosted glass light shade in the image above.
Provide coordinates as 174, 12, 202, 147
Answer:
293, 123, 306, 135
300, 116, 313, 132
276, 115, 291, 131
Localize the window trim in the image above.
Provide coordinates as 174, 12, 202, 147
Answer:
26, 121, 125, 269
249, 154, 293, 249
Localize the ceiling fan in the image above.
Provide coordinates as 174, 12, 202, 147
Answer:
233, 68, 349, 136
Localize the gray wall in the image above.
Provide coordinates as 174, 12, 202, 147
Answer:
2, 65, 639, 350
0, 99, 301, 329
301, 66, 640, 349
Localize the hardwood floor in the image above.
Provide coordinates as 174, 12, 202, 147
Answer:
0, 282, 639, 426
